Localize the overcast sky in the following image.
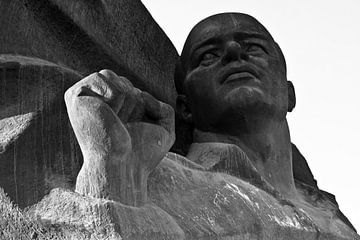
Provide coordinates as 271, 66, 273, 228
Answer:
142, 0, 360, 231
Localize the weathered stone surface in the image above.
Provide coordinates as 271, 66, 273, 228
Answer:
64, 69, 175, 206
36, 11, 357, 239
33, 67, 356, 239
0, 0, 179, 207
292, 143, 318, 188
291, 143, 357, 232
0, 0, 178, 106
29, 153, 360, 240
1, 2, 358, 239
28, 188, 185, 240
0, 55, 83, 207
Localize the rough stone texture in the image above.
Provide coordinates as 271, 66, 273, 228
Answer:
64, 69, 175, 206
0, 0, 179, 208
0, 2, 359, 240
0, 55, 83, 208
29, 153, 360, 240
56, 68, 358, 238
292, 143, 318, 188
28, 188, 185, 240
0, 0, 178, 106
291, 143, 356, 232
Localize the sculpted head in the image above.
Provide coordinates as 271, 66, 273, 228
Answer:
175, 13, 295, 135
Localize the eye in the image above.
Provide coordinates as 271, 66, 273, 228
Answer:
199, 52, 219, 66
246, 44, 267, 54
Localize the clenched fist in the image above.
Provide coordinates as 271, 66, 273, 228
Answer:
65, 70, 175, 206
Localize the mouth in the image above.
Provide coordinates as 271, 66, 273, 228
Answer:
224, 72, 255, 84
221, 67, 259, 85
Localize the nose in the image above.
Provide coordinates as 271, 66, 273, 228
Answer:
221, 41, 248, 65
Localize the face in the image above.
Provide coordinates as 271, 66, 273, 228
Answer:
179, 13, 289, 133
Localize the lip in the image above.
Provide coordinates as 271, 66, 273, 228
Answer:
221, 66, 259, 84
224, 72, 255, 84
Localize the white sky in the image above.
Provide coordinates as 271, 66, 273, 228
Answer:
142, 0, 360, 231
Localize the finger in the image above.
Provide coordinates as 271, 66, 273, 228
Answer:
66, 70, 136, 117
99, 69, 133, 92
116, 88, 144, 123
66, 72, 120, 104
124, 88, 146, 122
98, 70, 139, 117
141, 92, 175, 137
65, 94, 131, 161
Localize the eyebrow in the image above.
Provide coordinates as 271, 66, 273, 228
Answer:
189, 38, 221, 60
189, 31, 272, 58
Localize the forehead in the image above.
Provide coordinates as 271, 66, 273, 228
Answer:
182, 13, 274, 60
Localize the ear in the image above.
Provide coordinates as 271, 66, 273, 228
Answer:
287, 81, 296, 112
176, 94, 193, 124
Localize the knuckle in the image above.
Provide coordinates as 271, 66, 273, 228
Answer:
99, 69, 115, 78
167, 104, 175, 116
84, 72, 101, 82
117, 75, 133, 87
162, 102, 175, 117
118, 75, 131, 84
64, 85, 77, 104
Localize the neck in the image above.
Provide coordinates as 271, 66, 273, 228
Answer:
193, 118, 298, 200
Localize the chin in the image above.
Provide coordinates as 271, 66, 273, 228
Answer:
224, 86, 264, 104
224, 87, 276, 115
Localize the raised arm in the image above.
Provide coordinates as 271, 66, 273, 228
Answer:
65, 70, 175, 206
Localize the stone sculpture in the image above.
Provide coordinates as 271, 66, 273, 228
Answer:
0, 0, 178, 208
0, 1, 359, 239
35, 12, 357, 239
64, 70, 175, 206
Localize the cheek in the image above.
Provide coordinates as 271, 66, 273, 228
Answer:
185, 69, 217, 96
260, 59, 286, 90
249, 55, 269, 69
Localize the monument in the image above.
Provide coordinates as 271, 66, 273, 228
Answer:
33, 12, 360, 240
0, 1, 359, 239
